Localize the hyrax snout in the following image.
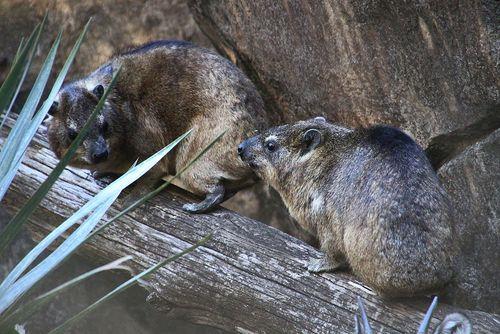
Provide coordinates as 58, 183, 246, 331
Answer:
239, 117, 456, 297
47, 40, 268, 212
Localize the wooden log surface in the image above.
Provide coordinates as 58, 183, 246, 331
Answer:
1, 121, 499, 333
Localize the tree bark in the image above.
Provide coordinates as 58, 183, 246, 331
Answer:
1, 123, 499, 333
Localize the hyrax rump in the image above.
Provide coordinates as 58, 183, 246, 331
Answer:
47, 40, 267, 212
238, 117, 456, 297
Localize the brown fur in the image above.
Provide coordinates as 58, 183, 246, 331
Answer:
239, 117, 456, 297
47, 40, 267, 211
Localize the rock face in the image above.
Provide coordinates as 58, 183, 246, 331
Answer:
0, 0, 212, 84
188, 0, 499, 312
438, 129, 500, 313
188, 0, 499, 148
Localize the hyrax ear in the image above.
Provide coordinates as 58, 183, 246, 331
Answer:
92, 84, 104, 99
48, 101, 59, 116
313, 116, 326, 123
301, 128, 322, 154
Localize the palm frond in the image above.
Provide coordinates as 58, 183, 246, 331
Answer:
0, 256, 132, 331
0, 15, 46, 127
48, 234, 212, 334
0, 127, 190, 312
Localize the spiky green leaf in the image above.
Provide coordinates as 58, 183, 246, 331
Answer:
48, 234, 211, 334
0, 256, 132, 331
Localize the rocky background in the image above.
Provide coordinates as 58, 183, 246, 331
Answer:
0, 0, 213, 84
188, 0, 499, 314
0, 0, 498, 332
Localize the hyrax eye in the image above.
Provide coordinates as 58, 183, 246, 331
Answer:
48, 101, 59, 116
67, 128, 78, 141
93, 85, 104, 99
101, 120, 109, 135
265, 141, 277, 152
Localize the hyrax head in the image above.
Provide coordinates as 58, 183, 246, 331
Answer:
238, 117, 334, 188
46, 76, 124, 171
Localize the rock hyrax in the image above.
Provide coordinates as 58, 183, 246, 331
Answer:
238, 117, 456, 297
47, 40, 267, 212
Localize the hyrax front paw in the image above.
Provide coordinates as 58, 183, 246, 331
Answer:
181, 185, 225, 214
181, 195, 222, 214
307, 256, 344, 273
182, 202, 206, 213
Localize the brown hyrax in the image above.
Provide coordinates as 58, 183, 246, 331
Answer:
238, 117, 456, 297
46, 40, 267, 212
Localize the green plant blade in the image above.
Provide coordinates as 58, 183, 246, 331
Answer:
0, 256, 132, 331
357, 297, 372, 334
0, 30, 63, 199
78, 130, 224, 266
0, 16, 45, 121
0, 46, 111, 257
2, 129, 218, 307
0, 34, 27, 131
417, 296, 438, 334
354, 314, 361, 334
0, 127, 189, 299
0, 18, 91, 200
0, 20, 90, 200
12, 37, 26, 64
0, 36, 28, 131
48, 234, 212, 334
0, 68, 121, 287
106, 130, 226, 221
0, 190, 121, 314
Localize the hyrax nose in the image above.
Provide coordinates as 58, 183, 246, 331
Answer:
92, 149, 108, 163
238, 137, 257, 160
237, 142, 247, 158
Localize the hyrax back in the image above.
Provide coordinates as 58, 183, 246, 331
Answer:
238, 117, 456, 297
47, 40, 267, 212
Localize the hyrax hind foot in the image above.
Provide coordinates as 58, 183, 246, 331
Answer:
307, 255, 346, 273
182, 184, 226, 214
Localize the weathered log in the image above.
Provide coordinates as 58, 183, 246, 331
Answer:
1, 123, 499, 333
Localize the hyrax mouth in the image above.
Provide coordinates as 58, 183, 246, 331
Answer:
246, 160, 258, 169
237, 136, 260, 169
237, 147, 258, 169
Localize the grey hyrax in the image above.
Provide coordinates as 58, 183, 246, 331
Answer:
238, 117, 456, 297
47, 40, 267, 212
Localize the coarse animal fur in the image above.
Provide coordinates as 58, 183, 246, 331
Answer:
238, 117, 456, 297
47, 40, 267, 212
